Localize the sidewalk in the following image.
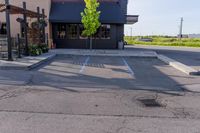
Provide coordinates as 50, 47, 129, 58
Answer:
0, 53, 56, 70
50, 49, 158, 57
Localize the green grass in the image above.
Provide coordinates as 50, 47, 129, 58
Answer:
125, 36, 200, 47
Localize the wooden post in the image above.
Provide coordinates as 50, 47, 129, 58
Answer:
45, 33, 48, 46
17, 33, 21, 58
37, 7, 40, 21
42, 9, 45, 43
23, 2, 29, 56
5, 0, 13, 61
37, 6, 41, 43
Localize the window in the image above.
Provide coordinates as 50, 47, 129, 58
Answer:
79, 24, 111, 39
101, 25, 111, 39
54, 24, 111, 40
93, 27, 101, 39
0, 23, 7, 35
56, 24, 66, 39
67, 24, 78, 39
79, 24, 87, 39
20, 24, 25, 38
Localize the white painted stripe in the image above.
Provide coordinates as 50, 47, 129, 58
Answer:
122, 58, 135, 77
79, 56, 90, 73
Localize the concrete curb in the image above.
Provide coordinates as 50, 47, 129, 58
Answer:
157, 54, 200, 75
0, 53, 56, 70
27, 54, 56, 70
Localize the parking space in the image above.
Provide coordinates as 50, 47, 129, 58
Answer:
33, 55, 196, 92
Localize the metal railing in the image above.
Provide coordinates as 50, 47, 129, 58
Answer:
0, 33, 49, 60
0, 35, 23, 59
0, 35, 8, 58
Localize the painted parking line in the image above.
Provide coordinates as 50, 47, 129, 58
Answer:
79, 56, 90, 73
122, 58, 135, 78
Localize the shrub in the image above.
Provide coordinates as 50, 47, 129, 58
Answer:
29, 45, 40, 56
38, 44, 49, 53
29, 44, 49, 56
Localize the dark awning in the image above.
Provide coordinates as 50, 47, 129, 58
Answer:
49, 2, 126, 24
126, 15, 139, 24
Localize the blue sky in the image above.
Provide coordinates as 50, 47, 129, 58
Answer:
125, 0, 200, 36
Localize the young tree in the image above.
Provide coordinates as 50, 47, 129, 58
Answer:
81, 0, 101, 49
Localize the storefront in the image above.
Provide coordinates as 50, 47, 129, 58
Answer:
49, 0, 138, 49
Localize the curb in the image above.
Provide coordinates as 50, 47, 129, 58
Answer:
0, 54, 56, 70
157, 54, 200, 75
27, 54, 56, 70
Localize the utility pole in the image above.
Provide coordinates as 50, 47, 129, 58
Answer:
179, 17, 183, 39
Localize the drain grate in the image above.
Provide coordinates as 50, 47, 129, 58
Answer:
138, 99, 162, 107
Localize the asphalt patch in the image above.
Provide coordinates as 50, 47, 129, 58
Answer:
138, 99, 162, 107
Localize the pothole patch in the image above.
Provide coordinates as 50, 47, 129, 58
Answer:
138, 99, 163, 107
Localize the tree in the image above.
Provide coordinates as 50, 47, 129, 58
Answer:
81, 0, 101, 49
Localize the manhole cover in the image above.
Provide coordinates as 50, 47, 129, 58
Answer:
138, 99, 162, 107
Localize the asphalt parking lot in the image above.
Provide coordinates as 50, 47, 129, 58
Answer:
32, 55, 200, 92
1, 55, 200, 133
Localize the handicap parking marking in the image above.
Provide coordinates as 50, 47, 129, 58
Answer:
79, 56, 90, 73
122, 57, 135, 78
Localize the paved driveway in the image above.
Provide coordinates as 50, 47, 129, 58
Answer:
31, 55, 190, 92
126, 45, 200, 71
1, 55, 200, 133
0, 55, 200, 92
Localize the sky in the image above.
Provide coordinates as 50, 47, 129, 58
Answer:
125, 0, 200, 36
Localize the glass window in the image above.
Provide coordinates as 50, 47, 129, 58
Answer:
0, 23, 7, 35
79, 24, 84, 39
20, 24, 25, 38
67, 24, 78, 39
101, 25, 111, 39
56, 24, 66, 39
79, 24, 88, 39
93, 27, 101, 39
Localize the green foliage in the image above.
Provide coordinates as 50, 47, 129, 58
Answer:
81, 0, 101, 37
29, 45, 41, 56
31, 20, 47, 29
29, 44, 49, 56
125, 36, 200, 47
38, 44, 49, 53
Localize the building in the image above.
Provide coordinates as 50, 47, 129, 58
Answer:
188, 34, 200, 38
0, 0, 138, 49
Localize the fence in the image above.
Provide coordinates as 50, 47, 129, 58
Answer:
0, 35, 8, 58
0, 33, 49, 60
0, 35, 25, 59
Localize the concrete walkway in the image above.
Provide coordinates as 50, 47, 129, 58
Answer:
50, 49, 158, 57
